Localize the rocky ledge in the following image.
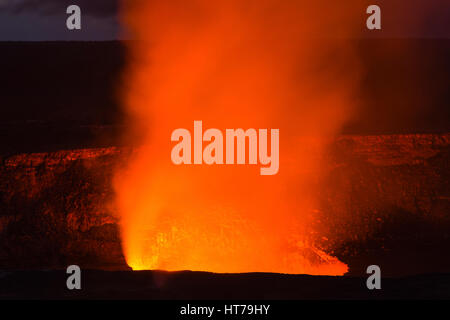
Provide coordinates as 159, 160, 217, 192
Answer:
0, 134, 449, 276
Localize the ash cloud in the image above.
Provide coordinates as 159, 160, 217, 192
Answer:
2, 0, 119, 18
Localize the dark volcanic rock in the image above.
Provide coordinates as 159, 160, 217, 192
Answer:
317, 134, 450, 276
1, 270, 450, 299
0, 134, 449, 276
0, 147, 132, 270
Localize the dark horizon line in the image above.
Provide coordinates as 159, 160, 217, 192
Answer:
1, 37, 450, 43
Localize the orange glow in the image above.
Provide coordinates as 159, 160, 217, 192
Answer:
115, 1, 363, 275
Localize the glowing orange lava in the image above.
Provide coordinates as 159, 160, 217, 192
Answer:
115, 0, 363, 275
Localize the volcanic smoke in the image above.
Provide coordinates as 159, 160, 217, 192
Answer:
115, 0, 363, 274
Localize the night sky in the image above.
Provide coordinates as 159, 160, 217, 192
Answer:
0, 0, 449, 41
0, 0, 121, 40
